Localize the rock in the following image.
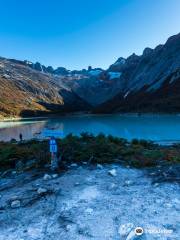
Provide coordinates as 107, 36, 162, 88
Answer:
78, 226, 92, 237
52, 174, 58, 179
97, 164, 103, 169
118, 223, 134, 237
43, 174, 52, 181
11, 171, 17, 175
66, 225, 73, 232
155, 199, 163, 204
108, 169, 117, 177
11, 200, 21, 208
153, 183, 159, 187
164, 203, 173, 208
124, 180, 134, 186
71, 163, 78, 167
37, 187, 48, 195
110, 183, 117, 189
85, 208, 93, 214
82, 162, 87, 165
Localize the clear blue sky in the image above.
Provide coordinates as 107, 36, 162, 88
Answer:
0, 0, 180, 70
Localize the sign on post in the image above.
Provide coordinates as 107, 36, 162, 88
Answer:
50, 140, 58, 153
42, 129, 63, 171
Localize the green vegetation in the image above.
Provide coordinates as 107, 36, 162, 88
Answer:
0, 133, 180, 172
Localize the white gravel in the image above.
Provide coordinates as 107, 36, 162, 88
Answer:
0, 164, 179, 240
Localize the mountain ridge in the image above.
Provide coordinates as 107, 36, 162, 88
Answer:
0, 32, 180, 118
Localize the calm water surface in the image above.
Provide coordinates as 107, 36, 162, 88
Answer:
0, 114, 180, 143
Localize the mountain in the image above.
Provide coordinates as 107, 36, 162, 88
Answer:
0, 58, 91, 118
94, 33, 180, 113
0, 33, 180, 118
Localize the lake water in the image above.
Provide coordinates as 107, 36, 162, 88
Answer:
0, 114, 180, 144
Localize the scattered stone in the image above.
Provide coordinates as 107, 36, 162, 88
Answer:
97, 164, 103, 169
52, 174, 58, 179
164, 203, 173, 208
71, 163, 78, 167
78, 226, 92, 237
153, 183, 159, 187
109, 183, 117, 190
108, 169, 117, 177
11, 200, 21, 208
155, 199, 163, 204
124, 180, 134, 186
37, 187, 48, 195
66, 225, 73, 232
43, 174, 52, 181
85, 208, 93, 214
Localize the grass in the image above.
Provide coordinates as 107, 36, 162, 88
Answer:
0, 133, 180, 172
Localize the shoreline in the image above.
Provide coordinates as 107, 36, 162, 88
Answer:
1, 112, 180, 122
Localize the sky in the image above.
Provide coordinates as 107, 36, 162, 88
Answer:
0, 0, 180, 70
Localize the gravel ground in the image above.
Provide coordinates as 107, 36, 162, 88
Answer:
0, 164, 179, 240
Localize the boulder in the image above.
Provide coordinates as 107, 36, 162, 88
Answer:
37, 187, 48, 195
71, 163, 78, 167
124, 180, 134, 186
85, 208, 93, 214
52, 174, 58, 179
11, 200, 21, 208
43, 174, 52, 181
97, 164, 103, 169
108, 169, 117, 177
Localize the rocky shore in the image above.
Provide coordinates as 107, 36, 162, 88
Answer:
0, 163, 179, 240
0, 134, 180, 239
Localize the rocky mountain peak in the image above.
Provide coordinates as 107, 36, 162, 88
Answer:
142, 47, 153, 56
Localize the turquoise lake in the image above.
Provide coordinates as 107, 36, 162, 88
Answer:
0, 114, 180, 144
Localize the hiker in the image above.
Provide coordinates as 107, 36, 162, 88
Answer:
19, 133, 23, 141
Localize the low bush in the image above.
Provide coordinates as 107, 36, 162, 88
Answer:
0, 133, 179, 171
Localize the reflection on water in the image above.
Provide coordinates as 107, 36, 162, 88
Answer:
0, 114, 180, 143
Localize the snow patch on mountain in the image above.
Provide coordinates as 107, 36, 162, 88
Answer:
108, 72, 122, 80
89, 70, 103, 76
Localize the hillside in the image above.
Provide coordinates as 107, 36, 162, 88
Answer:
0, 58, 91, 119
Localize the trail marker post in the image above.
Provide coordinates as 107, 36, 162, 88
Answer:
49, 137, 58, 171
43, 129, 63, 171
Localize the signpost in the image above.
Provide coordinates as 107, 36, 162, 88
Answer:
49, 137, 58, 171
43, 129, 63, 171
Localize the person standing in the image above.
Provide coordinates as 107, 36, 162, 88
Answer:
19, 133, 23, 141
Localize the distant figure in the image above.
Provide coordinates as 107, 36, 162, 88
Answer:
19, 133, 23, 141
